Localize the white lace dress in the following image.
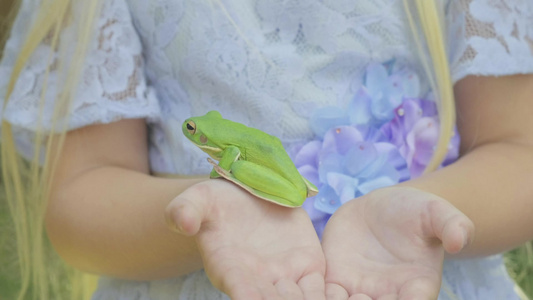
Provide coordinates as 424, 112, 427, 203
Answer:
2, 0, 533, 299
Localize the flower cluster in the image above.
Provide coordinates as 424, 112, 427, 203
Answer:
294, 62, 460, 237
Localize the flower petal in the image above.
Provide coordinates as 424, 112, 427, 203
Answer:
294, 140, 322, 167
400, 99, 424, 132
326, 172, 358, 204
412, 117, 440, 164
313, 185, 342, 214
298, 165, 320, 187
358, 176, 397, 195
303, 195, 329, 220
348, 88, 372, 125
370, 94, 397, 124
377, 144, 410, 182
365, 63, 389, 99
322, 126, 364, 155
343, 141, 378, 176
318, 153, 344, 184
310, 106, 350, 138
357, 151, 388, 180
401, 71, 420, 98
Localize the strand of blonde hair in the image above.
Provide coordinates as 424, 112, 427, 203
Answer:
2, 0, 102, 299
403, 0, 456, 173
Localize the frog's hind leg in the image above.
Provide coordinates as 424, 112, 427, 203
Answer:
207, 158, 304, 207
207, 158, 257, 196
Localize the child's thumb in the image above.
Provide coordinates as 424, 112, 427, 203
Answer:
431, 200, 475, 254
165, 192, 210, 236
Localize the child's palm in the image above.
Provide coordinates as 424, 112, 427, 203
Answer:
166, 180, 326, 300
322, 187, 474, 299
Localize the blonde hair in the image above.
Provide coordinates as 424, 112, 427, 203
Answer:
403, 0, 456, 174
2, 0, 102, 299
0, 0, 454, 299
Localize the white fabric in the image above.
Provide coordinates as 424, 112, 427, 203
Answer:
1, 0, 532, 299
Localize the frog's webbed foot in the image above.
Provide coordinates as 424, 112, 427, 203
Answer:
207, 158, 229, 179
209, 168, 222, 179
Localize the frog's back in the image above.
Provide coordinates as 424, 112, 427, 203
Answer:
199, 117, 307, 193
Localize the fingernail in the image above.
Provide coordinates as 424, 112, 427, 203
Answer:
169, 222, 185, 234
175, 223, 185, 234
165, 211, 183, 234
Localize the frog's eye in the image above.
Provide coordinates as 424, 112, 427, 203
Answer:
186, 121, 196, 135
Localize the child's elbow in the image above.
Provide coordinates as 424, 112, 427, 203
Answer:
45, 190, 101, 275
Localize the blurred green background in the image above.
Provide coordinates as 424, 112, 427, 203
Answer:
0, 0, 531, 298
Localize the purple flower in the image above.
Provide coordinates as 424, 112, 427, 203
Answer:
381, 99, 460, 178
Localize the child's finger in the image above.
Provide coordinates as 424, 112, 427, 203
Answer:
325, 282, 349, 300
275, 278, 304, 300
299, 272, 326, 300
347, 294, 372, 300
222, 269, 263, 300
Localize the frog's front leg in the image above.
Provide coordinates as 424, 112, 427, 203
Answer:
210, 146, 241, 179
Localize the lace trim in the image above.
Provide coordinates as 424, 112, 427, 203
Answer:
1, 0, 160, 134
449, 0, 533, 82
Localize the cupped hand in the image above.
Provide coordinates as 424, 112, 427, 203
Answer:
322, 187, 474, 300
165, 179, 326, 300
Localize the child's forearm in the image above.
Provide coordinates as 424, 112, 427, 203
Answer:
45, 118, 208, 280
402, 141, 533, 257
47, 165, 207, 280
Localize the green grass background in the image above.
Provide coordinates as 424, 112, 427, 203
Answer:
0, 191, 22, 299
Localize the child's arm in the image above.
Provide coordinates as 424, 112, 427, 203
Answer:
405, 74, 533, 256
46, 118, 327, 299
46, 118, 205, 280
321, 74, 533, 298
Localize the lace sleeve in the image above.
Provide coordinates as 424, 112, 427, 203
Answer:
447, 0, 533, 83
0, 0, 160, 134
